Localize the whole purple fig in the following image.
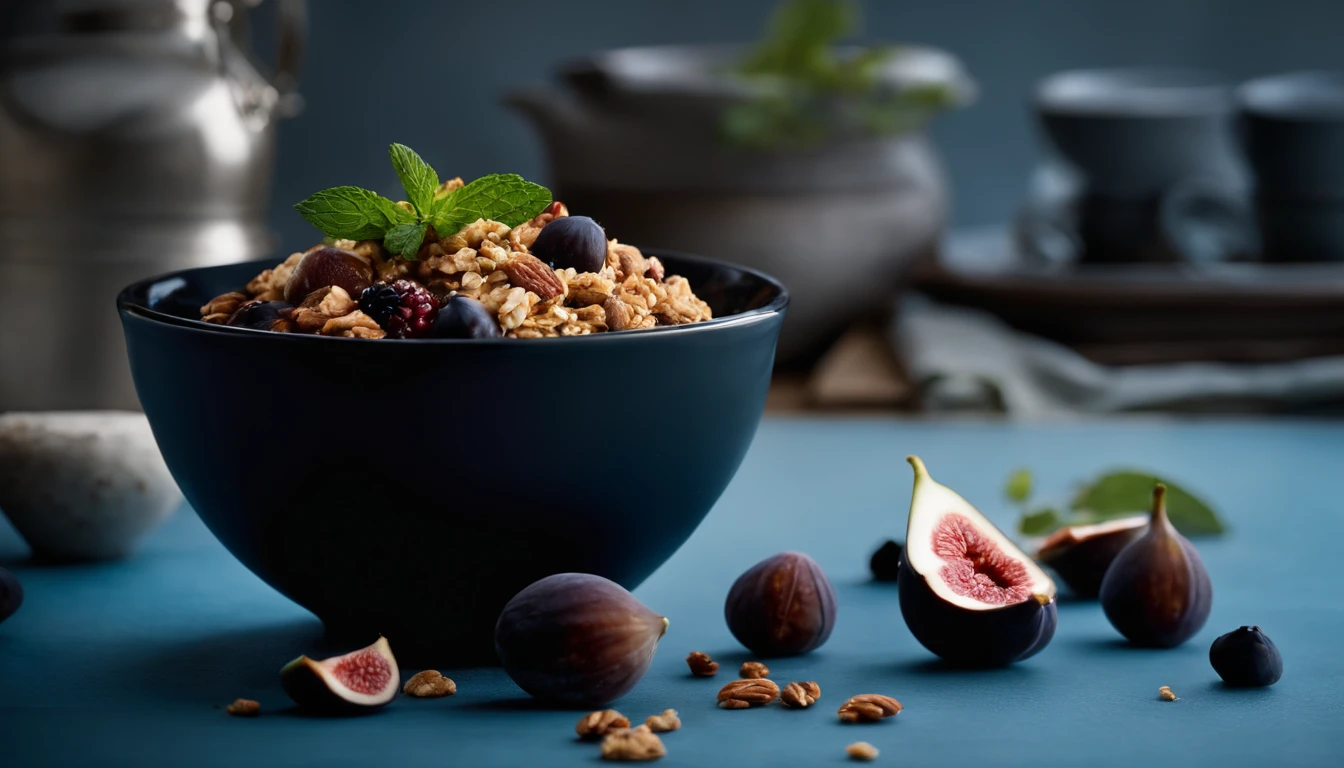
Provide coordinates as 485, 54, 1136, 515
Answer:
494, 573, 667, 705
1099, 484, 1213, 647
725, 551, 837, 656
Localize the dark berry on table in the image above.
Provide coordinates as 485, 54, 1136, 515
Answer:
1210, 626, 1283, 687
869, 539, 903, 582
432, 295, 501, 339
530, 215, 607, 273
358, 283, 401, 329
226, 300, 293, 331
380, 280, 441, 339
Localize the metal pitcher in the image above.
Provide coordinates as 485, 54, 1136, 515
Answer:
0, 0, 304, 410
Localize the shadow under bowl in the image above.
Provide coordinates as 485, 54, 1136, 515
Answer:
117, 253, 786, 664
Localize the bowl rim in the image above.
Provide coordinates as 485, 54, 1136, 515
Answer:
117, 249, 789, 344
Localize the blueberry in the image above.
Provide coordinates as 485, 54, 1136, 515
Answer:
226, 300, 293, 331
1210, 626, 1283, 687
530, 216, 606, 273
432, 295, 501, 339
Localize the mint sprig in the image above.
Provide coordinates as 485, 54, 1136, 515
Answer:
293, 143, 552, 261
1008, 468, 1227, 538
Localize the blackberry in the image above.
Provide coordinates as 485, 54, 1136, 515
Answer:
358, 283, 401, 329
384, 279, 440, 339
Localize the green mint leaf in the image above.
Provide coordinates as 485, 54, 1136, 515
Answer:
1071, 471, 1225, 535
1018, 507, 1061, 536
384, 222, 428, 261
388, 143, 438, 216
294, 186, 413, 241
429, 174, 551, 236
1004, 469, 1033, 504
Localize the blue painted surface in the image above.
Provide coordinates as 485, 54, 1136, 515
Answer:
2, 417, 1342, 767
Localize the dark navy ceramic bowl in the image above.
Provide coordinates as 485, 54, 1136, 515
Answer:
118, 253, 786, 663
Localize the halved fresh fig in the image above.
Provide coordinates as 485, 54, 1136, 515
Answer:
1036, 516, 1147, 598
280, 637, 399, 713
899, 456, 1058, 667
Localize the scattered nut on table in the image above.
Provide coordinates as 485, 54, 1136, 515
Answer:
837, 694, 903, 723
781, 681, 821, 708
645, 709, 681, 733
717, 678, 780, 708
601, 724, 666, 761
740, 660, 770, 679
577, 709, 632, 739
225, 698, 260, 717
403, 670, 457, 698
846, 741, 880, 761
686, 651, 719, 677
1159, 686, 1179, 701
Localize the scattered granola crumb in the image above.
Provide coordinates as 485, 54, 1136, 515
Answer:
717, 678, 780, 708
601, 724, 666, 761
1159, 686, 1179, 702
837, 694, 903, 723
686, 651, 719, 677
225, 698, 260, 717
781, 681, 821, 708
846, 741, 879, 761
403, 670, 457, 698
645, 709, 681, 733
740, 661, 770, 679
577, 709, 632, 740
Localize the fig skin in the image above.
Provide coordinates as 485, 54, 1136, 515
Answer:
899, 557, 1058, 667
1036, 516, 1146, 599
495, 573, 668, 705
869, 540, 903, 583
283, 245, 374, 305
1210, 626, 1282, 687
1099, 485, 1213, 648
0, 566, 22, 624
280, 636, 399, 713
725, 551, 837, 657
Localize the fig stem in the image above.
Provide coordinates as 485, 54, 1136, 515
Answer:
906, 455, 929, 478
1150, 484, 1169, 526
659, 617, 670, 639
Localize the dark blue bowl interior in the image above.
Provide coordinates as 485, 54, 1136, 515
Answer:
119, 253, 785, 664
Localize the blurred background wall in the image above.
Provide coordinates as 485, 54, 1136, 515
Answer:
256, 0, 1344, 250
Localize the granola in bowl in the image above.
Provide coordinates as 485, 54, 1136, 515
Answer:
201, 144, 711, 340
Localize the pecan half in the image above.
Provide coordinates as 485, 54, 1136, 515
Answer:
780, 681, 821, 709
740, 661, 769, 679
846, 741, 879, 761
225, 698, 260, 717
501, 252, 564, 301
577, 709, 631, 740
837, 694, 903, 723
645, 709, 680, 733
685, 651, 719, 677
717, 678, 779, 708
600, 724, 666, 761
201, 291, 248, 322
402, 670, 456, 698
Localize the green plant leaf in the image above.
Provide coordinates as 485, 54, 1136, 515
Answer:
1018, 507, 1061, 536
1004, 469, 1033, 504
384, 221, 428, 261
1071, 471, 1225, 535
429, 173, 551, 236
388, 143, 438, 216
294, 186, 414, 241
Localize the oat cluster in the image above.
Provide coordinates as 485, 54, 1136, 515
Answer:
577, 709, 632, 740
846, 741, 880, 761
1158, 685, 1179, 702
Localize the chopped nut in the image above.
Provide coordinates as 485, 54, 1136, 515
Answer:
717, 678, 780, 708
402, 670, 457, 698
685, 651, 719, 677
740, 661, 769, 679
644, 709, 680, 733
603, 296, 634, 331
577, 709, 631, 740
780, 681, 821, 709
846, 741, 879, 761
837, 694, 903, 723
600, 724, 665, 761
200, 291, 248, 321
320, 310, 386, 339
225, 698, 260, 717
501, 252, 565, 302
645, 256, 666, 282
1158, 686, 1179, 702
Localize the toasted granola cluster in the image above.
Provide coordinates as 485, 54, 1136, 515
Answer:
201, 195, 712, 340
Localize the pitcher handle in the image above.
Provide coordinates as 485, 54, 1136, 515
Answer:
268, 0, 306, 118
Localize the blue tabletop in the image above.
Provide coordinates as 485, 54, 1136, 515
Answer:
2, 417, 1342, 767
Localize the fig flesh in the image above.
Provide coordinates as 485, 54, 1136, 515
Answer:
899, 456, 1058, 667
1099, 484, 1212, 648
725, 551, 837, 656
494, 573, 667, 705
280, 636, 399, 713
1036, 516, 1147, 598
1210, 626, 1282, 687
283, 246, 374, 305
0, 566, 22, 624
